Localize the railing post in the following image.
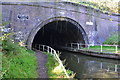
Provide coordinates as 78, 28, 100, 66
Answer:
100, 62, 103, 69
78, 58, 79, 63
77, 43, 79, 50
50, 48, 52, 54
53, 50, 55, 54
88, 44, 90, 50
71, 43, 72, 49
47, 46, 49, 53
107, 66, 110, 71
115, 65, 117, 72
43, 45, 44, 52
101, 45, 102, 52
116, 45, 118, 53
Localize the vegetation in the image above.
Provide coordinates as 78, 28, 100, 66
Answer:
0, 36, 73, 78
2, 0, 119, 13
44, 52, 74, 78
103, 33, 120, 45
1, 38, 38, 78
67, 0, 119, 14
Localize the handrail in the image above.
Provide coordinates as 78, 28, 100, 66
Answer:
32, 44, 70, 78
66, 43, 119, 46
66, 43, 119, 53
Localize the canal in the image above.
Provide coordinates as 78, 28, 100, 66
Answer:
60, 51, 120, 78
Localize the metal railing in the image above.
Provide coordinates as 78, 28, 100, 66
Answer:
32, 44, 70, 78
66, 43, 119, 53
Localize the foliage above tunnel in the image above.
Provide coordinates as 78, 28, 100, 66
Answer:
1, 0, 119, 14
67, 0, 119, 14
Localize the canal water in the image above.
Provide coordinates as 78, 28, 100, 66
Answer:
60, 51, 120, 78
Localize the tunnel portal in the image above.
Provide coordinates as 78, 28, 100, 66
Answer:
32, 20, 86, 49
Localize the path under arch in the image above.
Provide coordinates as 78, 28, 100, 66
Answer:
36, 51, 48, 78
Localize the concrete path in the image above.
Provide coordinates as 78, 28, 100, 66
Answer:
36, 51, 48, 78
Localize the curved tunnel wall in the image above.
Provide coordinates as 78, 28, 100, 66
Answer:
31, 18, 88, 49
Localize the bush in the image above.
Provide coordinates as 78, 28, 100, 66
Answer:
1, 39, 38, 78
103, 33, 120, 45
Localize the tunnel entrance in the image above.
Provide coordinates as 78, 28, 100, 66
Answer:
32, 20, 87, 49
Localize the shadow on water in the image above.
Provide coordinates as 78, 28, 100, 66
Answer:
60, 51, 120, 78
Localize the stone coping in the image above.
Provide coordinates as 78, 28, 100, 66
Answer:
62, 48, 120, 59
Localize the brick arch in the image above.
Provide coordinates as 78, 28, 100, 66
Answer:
26, 17, 89, 49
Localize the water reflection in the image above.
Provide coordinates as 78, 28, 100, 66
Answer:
60, 51, 120, 78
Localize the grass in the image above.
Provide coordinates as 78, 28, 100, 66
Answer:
1, 39, 38, 78
44, 52, 74, 78
81, 46, 120, 53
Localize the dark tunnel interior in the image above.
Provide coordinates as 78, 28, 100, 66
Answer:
32, 21, 85, 49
